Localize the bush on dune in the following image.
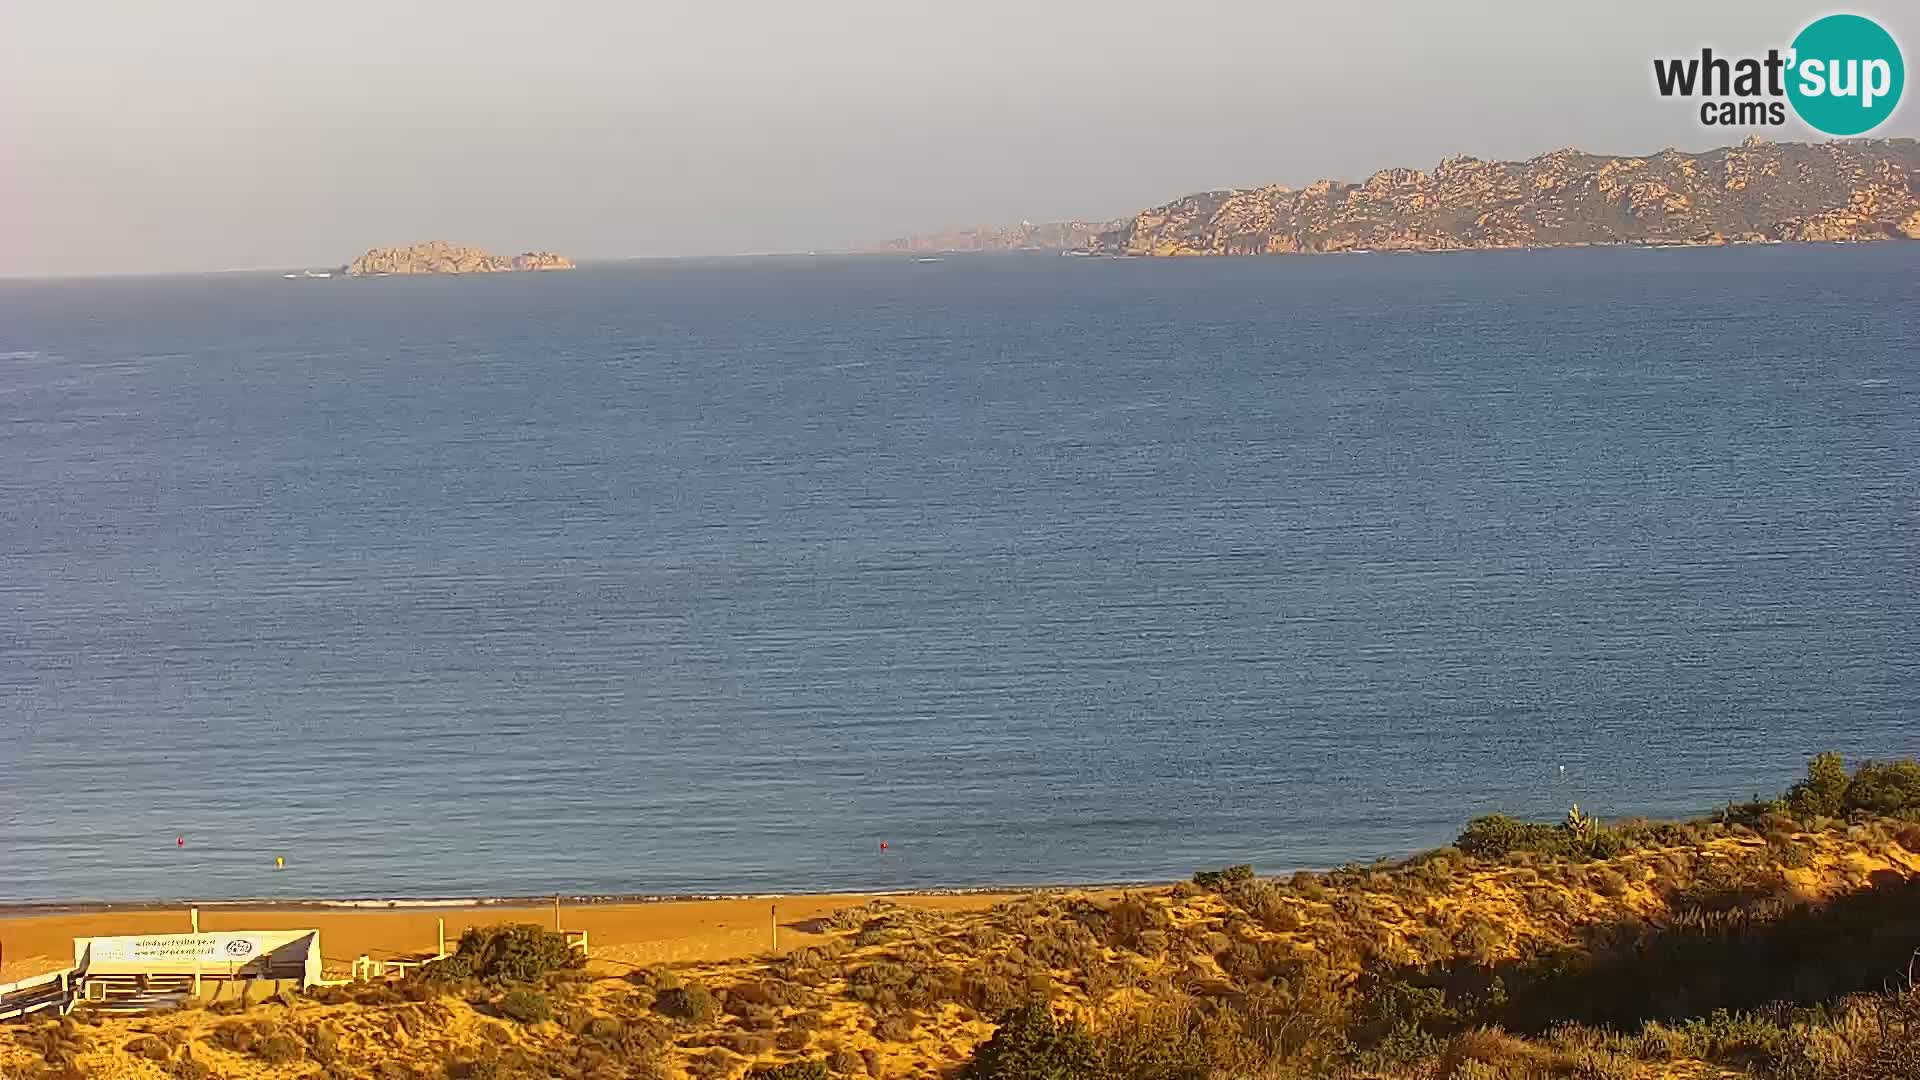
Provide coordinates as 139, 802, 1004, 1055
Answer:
960, 1002, 1102, 1080
1455, 806, 1628, 862
1191, 865, 1254, 891
1841, 759, 1920, 817
1454, 753, 1920, 866
1083, 895, 1170, 951
495, 986, 553, 1025
655, 982, 721, 1024
1787, 752, 1852, 820
431, 923, 582, 983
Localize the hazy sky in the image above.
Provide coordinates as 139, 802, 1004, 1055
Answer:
4, 1, 1915, 275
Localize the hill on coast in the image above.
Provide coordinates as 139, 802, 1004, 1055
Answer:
880, 139, 1920, 257
11, 755, 1920, 1079
344, 242, 575, 276
1093, 137, 1920, 256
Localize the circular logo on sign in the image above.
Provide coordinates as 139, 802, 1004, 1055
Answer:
1788, 14, 1905, 135
225, 940, 256, 957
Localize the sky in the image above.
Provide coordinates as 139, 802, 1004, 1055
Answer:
3, 0, 1916, 275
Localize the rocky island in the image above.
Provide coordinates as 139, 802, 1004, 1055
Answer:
1087, 137, 1920, 256
342, 241, 574, 276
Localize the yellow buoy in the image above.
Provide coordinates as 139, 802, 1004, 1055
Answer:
275, 856, 285, 870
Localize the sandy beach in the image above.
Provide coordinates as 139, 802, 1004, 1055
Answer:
0, 892, 1027, 986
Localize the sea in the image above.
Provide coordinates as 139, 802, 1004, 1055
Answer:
1, 246, 1916, 904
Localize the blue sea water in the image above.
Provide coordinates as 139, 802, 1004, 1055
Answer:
1, 247, 1916, 903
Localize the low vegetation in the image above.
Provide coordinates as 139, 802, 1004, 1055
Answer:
8, 754, 1920, 1079
427, 923, 585, 984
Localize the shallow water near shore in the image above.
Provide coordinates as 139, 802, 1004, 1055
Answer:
2, 247, 1916, 903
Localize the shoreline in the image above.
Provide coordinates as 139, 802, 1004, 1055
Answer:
0, 878, 1161, 919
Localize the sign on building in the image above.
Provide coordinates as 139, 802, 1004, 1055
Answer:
75, 929, 322, 986
85, 934, 264, 966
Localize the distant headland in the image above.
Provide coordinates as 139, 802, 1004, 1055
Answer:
880, 137, 1920, 256
343, 241, 574, 276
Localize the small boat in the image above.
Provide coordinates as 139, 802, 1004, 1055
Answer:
914, 257, 943, 263
282, 273, 299, 279
303, 270, 333, 278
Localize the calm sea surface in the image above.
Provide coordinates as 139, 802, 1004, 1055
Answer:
2, 248, 1916, 903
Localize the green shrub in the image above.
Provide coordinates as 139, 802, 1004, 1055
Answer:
656, 983, 720, 1024
443, 924, 582, 983
1086, 1000, 1211, 1080
961, 965, 1034, 1015
1457, 810, 1632, 861
846, 957, 957, 1012
1844, 760, 1920, 817
1357, 980, 1459, 1047
1654, 1008, 1792, 1060
1191, 865, 1254, 891
773, 946, 840, 987
1097, 895, 1170, 950
1616, 819, 1695, 849
626, 964, 681, 991
1715, 798, 1788, 829
961, 1001, 1101, 1080
1457, 815, 1561, 858
1787, 752, 1851, 820
1251, 896, 1305, 933
1025, 919, 1105, 972
495, 987, 553, 1024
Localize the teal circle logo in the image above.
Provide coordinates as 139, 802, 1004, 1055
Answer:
1787, 14, 1904, 135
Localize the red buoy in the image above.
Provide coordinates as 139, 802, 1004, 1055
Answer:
176, 837, 185, 847
879, 841, 888, 851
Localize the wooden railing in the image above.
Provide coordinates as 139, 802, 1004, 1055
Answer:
0, 956, 85, 1021
349, 927, 587, 984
